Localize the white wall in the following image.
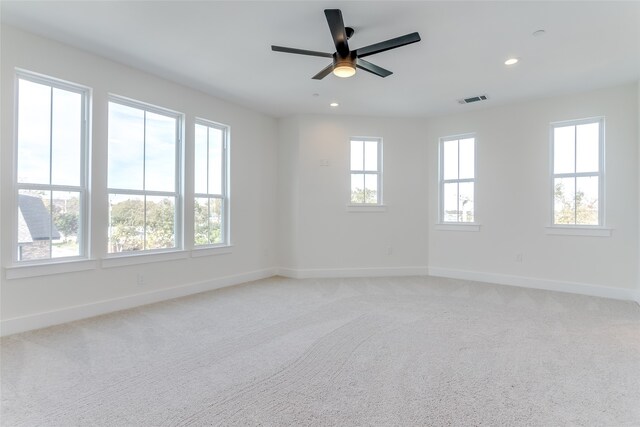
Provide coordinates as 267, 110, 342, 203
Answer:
277, 114, 429, 277
2, 25, 638, 336
637, 81, 640, 303
426, 84, 639, 295
1, 26, 279, 332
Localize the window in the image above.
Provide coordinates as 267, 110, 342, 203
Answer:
551, 117, 604, 226
439, 135, 476, 223
350, 138, 382, 204
14, 71, 89, 262
107, 97, 182, 253
194, 120, 229, 246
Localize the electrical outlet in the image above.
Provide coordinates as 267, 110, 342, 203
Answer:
387, 246, 393, 256
137, 273, 145, 286
515, 253, 523, 263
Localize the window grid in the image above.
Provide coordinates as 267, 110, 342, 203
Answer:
550, 117, 604, 226
194, 119, 229, 247
439, 135, 476, 223
349, 137, 382, 205
107, 97, 182, 254
14, 71, 90, 263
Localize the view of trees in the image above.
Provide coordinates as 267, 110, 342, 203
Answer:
554, 181, 598, 225
109, 197, 175, 252
351, 187, 377, 204
194, 198, 222, 245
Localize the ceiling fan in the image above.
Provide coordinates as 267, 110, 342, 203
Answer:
271, 9, 421, 80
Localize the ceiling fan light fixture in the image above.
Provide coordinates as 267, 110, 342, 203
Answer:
333, 64, 356, 78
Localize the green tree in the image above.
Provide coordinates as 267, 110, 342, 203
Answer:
351, 187, 377, 204
109, 199, 144, 252
554, 182, 598, 225
146, 198, 175, 249
194, 198, 222, 245
54, 212, 78, 238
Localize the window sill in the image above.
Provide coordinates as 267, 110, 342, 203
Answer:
435, 223, 481, 232
346, 204, 387, 213
545, 226, 612, 237
102, 250, 189, 268
191, 245, 233, 258
5, 259, 99, 280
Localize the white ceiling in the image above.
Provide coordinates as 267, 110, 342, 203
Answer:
2, 1, 639, 118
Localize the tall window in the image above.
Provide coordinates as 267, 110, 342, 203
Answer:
15, 72, 89, 262
439, 135, 475, 223
194, 120, 229, 246
551, 117, 604, 226
107, 97, 182, 253
350, 138, 382, 204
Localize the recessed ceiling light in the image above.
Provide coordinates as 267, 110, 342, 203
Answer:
330, 102, 339, 107
504, 58, 519, 66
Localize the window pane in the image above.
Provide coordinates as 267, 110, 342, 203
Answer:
576, 176, 599, 225
108, 193, 144, 253
576, 123, 599, 173
17, 190, 53, 261
350, 173, 365, 203
458, 138, 475, 180
18, 79, 51, 184
209, 127, 223, 195
194, 124, 208, 194
554, 177, 576, 224
51, 191, 81, 258
145, 112, 176, 192
51, 88, 82, 186
554, 126, 575, 174
194, 197, 210, 246
364, 174, 378, 204
364, 140, 378, 171
443, 139, 458, 180
350, 140, 363, 171
459, 182, 474, 223
108, 103, 144, 190
443, 182, 459, 222
209, 198, 223, 245
145, 196, 175, 250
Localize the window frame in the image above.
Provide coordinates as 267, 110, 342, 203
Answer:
438, 133, 477, 225
106, 95, 184, 256
348, 137, 383, 206
193, 118, 230, 248
549, 116, 605, 228
12, 70, 91, 265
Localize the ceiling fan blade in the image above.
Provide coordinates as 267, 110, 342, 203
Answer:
312, 63, 335, 80
355, 32, 421, 58
356, 58, 393, 78
324, 9, 350, 56
272, 45, 333, 58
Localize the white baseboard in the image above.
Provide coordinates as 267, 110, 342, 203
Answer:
277, 266, 429, 279
0, 268, 278, 337
428, 266, 638, 302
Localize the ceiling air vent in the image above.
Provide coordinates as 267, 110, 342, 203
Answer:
458, 95, 488, 105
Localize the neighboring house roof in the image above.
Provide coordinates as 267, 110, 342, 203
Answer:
18, 194, 60, 243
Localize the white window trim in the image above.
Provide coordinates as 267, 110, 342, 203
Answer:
346, 204, 387, 213
549, 116, 605, 229
438, 133, 478, 225
193, 118, 231, 248
348, 136, 383, 207
5, 259, 98, 280
12, 69, 92, 265
435, 223, 481, 232
106, 95, 184, 256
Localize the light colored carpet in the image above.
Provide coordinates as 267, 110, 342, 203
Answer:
1, 275, 639, 426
